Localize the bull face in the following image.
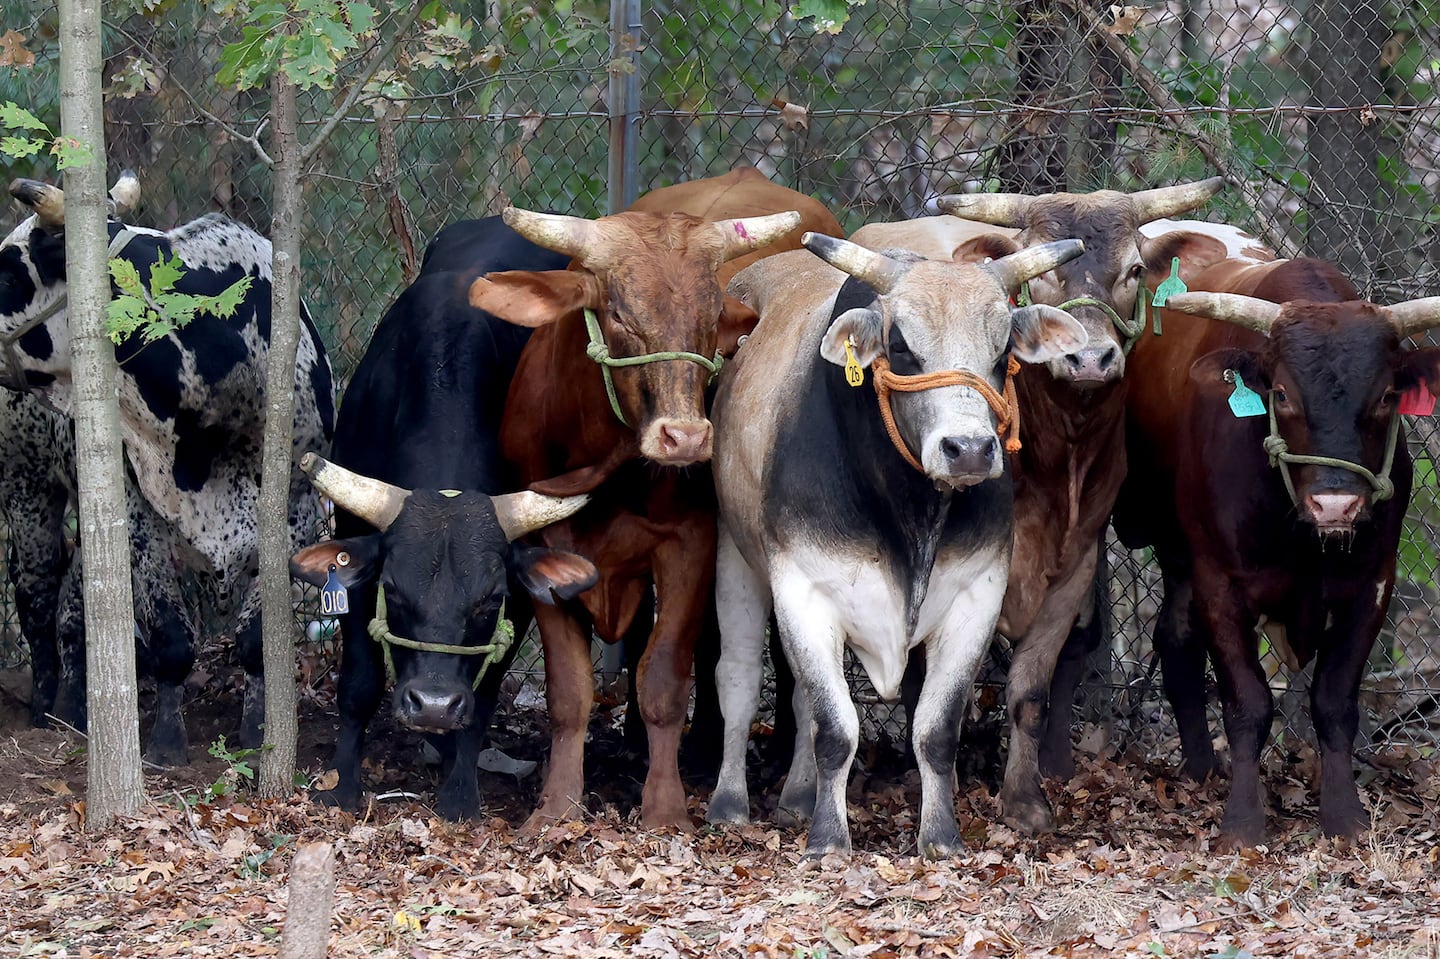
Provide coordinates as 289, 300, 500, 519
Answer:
290, 457, 597, 733
806, 235, 1088, 487
1179, 295, 1440, 536
469, 207, 800, 467
939, 179, 1224, 388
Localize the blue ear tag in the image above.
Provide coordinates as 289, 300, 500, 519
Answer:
1150, 256, 1188, 335
320, 563, 349, 617
1226, 371, 1266, 418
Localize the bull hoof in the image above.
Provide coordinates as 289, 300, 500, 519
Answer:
144, 732, 190, 769
1038, 747, 1076, 782
801, 827, 850, 859
774, 802, 813, 829
1319, 798, 1367, 839
1216, 814, 1265, 852
312, 783, 362, 812
705, 789, 751, 826
1180, 756, 1219, 783
918, 825, 964, 860
1000, 789, 1055, 836
434, 790, 481, 822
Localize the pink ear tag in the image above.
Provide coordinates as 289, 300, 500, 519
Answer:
1399, 383, 1436, 416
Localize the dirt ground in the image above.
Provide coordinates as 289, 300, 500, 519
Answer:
0, 662, 1438, 958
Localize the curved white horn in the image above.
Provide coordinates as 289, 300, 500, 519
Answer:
802, 232, 909, 294
300, 452, 410, 532
493, 490, 591, 541
1386, 296, 1440, 338
109, 170, 140, 218
10, 178, 65, 230
984, 239, 1086, 293
935, 192, 1035, 227
709, 211, 803, 263
1130, 177, 1226, 223
1163, 291, 1283, 335
502, 208, 598, 259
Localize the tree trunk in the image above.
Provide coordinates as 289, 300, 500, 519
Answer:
258, 72, 303, 798
994, 0, 1070, 193
1307, 0, 1384, 291
59, 0, 144, 829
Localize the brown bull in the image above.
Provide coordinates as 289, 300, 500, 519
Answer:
1116, 252, 1440, 846
468, 167, 843, 830
853, 180, 1227, 833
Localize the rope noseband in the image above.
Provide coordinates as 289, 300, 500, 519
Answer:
582, 307, 724, 427
367, 586, 513, 691
868, 352, 1023, 473
1257, 393, 1400, 506
1016, 280, 1149, 356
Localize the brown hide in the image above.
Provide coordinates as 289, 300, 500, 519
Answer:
498, 168, 843, 830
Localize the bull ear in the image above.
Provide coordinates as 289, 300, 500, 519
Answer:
511, 545, 599, 604
468, 270, 604, 327
1396, 347, 1440, 398
1189, 347, 1267, 397
950, 233, 1022, 265
290, 536, 381, 589
819, 307, 883, 368
717, 294, 760, 357
1140, 230, 1229, 281
1010, 304, 1087, 363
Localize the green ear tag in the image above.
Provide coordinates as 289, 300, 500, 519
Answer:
1226, 371, 1266, 418
1150, 256, 1188, 335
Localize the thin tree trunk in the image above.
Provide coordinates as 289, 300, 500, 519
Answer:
60, 0, 143, 829
278, 842, 337, 959
995, 0, 1070, 193
258, 72, 303, 797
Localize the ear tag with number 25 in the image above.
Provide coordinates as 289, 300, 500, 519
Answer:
1226, 370, 1266, 418
843, 336, 865, 387
321, 563, 349, 617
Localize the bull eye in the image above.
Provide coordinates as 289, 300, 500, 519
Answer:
1272, 385, 1289, 405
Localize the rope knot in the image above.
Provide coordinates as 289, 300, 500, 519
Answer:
1261, 434, 1288, 466
585, 340, 611, 363
1374, 476, 1395, 502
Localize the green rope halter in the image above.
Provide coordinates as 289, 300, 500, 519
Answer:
1015, 281, 1149, 356
367, 586, 514, 691
582, 307, 725, 426
1258, 394, 1400, 506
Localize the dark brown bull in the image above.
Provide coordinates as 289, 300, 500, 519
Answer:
908, 180, 1225, 832
1115, 254, 1440, 846
468, 167, 843, 830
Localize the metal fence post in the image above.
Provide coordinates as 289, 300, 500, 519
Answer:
608, 0, 643, 214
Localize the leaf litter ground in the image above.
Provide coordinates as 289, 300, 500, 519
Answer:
0, 669, 1437, 958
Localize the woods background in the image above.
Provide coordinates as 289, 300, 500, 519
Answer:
2, 0, 1438, 757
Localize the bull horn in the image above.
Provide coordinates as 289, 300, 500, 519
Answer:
1386, 296, 1440, 338
108, 170, 140, 218
10, 178, 66, 230
935, 192, 1034, 227
1163, 291, 1282, 334
493, 490, 590, 541
300, 452, 410, 532
1130, 177, 1226, 223
502, 208, 598, 259
985, 238, 1086, 294
802, 232, 909, 294
709, 211, 803, 264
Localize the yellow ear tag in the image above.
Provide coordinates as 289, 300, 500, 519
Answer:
843, 337, 864, 387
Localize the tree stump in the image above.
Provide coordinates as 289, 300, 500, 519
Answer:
278, 842, 337, 959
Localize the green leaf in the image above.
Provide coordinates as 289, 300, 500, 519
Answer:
792, 0, 864, 34
148, 251, 186, 297
51, 137, 94, 169
0, 135, 45, 159
203, 276, 253, 319
283, 32, 340, 89
217, 25, 278, 90
108, 259, 146, 298
0, 100, 50, 133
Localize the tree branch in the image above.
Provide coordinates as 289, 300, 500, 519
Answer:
301, 2, 427, 165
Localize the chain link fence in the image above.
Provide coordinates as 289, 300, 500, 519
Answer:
2, 0, 1439, 762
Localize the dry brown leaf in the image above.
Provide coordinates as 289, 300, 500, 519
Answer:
0, 29, 35, 68
1107, 4, 1146, 35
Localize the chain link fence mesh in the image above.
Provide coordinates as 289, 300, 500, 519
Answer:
2, 0, 1438, 763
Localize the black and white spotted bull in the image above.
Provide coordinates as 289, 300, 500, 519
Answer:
0, 173, 335, 764
706, 233, 1087, 857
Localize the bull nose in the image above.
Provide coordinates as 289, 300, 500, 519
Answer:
1304, 492, 1364, 529
1064, 345, 1122, 383
940, 435, 998, 477
656, 420, 713, 463
397, 684, 472, 731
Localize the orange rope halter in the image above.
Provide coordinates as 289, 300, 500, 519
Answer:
868, 354, 1023, 473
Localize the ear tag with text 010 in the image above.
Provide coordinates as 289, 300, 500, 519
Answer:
321, 563, 349, 617
1399, 383, 1437, 416
1150, 257, 1188, 335
1226, 370, 1266, 418
843, 336, 865, 387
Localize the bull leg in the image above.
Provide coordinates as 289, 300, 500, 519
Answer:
772, 573, 854, 857
680, 589, 722, 781
634, 532, 716, 830
5, 487, 68, 728
52, 563, 87, 730
433, 727, 485, 821
1311, 592, 1386, 837
143, 593, 195, 767
915, 561, 1007, 859
1041, 546, 1108, 780
765, 612, 798, 772
999, 546, 1098, 835
622, 586, 655, 758
777, 685, 818, 826
708, 526, 771, 824
524, 602, 595, 831
235, 616, 265, 750
1198, 571, 1270, 848
1155, 572, 1218, 780
316, 600, 384, 811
